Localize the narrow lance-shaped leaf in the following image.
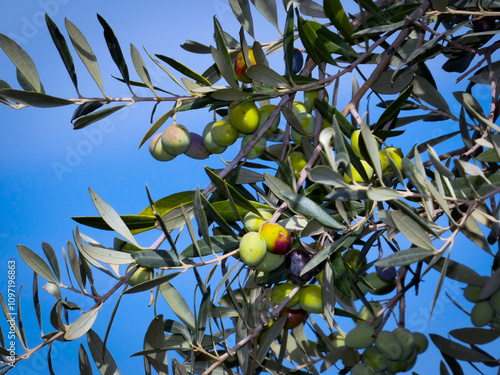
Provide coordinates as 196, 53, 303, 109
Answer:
251, 0, 280, 32
79, 344, 94, 375
97, 14, 130, 89
155, 54, 212, 86
283, 3, 295, 77
0, 33, 42, 93
229, 0, 255, 38
65, 18, 108, 98
245, 64, 291, 88
130, 44, 161, 99
65, 307, 100, 340
388, 211, 435, 251
0, 89, 73, 108
213, 17, 238, 89
194, 187, 211, 251
159, 282, 196, 331
89, 188, 140, 247
41, 242, 61, 283
87, 329, 121, 375
375, 248, 435, 268
18, 245, 58, 284
323, 0, 355, 43
45, 14, 78, 92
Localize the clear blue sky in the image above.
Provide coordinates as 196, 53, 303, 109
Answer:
0, 1, 497, 374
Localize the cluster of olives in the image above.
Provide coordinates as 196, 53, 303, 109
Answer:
337, 316, 428, 375
464, 282, 500, 328
345, 130, 404, 184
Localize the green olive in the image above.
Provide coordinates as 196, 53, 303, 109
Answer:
345, 324, 375, 349
239, 232, 267, 266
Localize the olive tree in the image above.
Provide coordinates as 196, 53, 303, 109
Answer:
1, 0, 500, 374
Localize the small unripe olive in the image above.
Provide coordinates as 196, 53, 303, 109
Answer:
358, 301, 383, 328
464, 284, 483, 303
272, 281, 300, 308
149, 133, 176, 161
471, 301, 494, 327
375, 331, 404, 360
341, 347, 360, 367
362, 345, 388, 371
126, 264, 153, 286
351, 363, 376, 375
254, 251, 285, 273
211, 117, 239, 147
298, 284, 324, 314
412, 332, 429, 354
393, 327, 415, 359
202, 121, 227, 154
345, 324, 375, 349
241, 134, 266, 159
243, 209, 273, 232
239, 232, 267, 266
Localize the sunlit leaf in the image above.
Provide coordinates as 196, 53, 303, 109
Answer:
181, 235, 240, 258
251, 0, 279, 31
123, 272, 181, 294
132, 250, 181, 268
375, 248, 435, 267
245, 64, 290, 88
65, 19, 108, 97
18, 245, 58, 284
229, 0, 255, 37
155, 54, 212, 86
72, 214, 157, 234
323, 0, 355, 43
159, 282, 196, 331
0, 88, 73, 107
388, 211, 435, 250
65, 307, 100, 340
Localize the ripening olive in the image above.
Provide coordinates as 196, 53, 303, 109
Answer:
279, 307, 308, 329
185, 132, 210, 160
259, 223, 292, 255
161, 124, 191, 156
234, 48, 256, 83
149, 133, 176, 161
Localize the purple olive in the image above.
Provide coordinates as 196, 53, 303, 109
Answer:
291, 48, 304, 75
376, 266, 397, 281
285, 248, 314, 284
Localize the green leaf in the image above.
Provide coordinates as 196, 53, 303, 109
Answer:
97, 14, 130, 88
41, 242, 61, 283
73, 105, 127, 130
89, 188, 140, 247
72, 214, 157, 234
78, 242, 133, 265
388, 211, 435, 251
430, 334, 495, 362
181, 235, 240, 258
413, 76, 450, 114
251, 0, 280, 32
180, 40, 211, 54
45, 14, 78, 91
430, 258, 485, 287
332, 253, 351, 297
78, 344, 93, 375
87, 329, 121, 375
155, 54, 212, 87
159, 282, 196, 331
123, 272, 181, 294
265, 173, 344, 229
132, 250, 182, 268
213, 17, 238, 89
307, 165, 350, 188
283, 4, 295, 77
65, 19, 107, 98
67, 241, 84, 291
454, 91, 500, 133
65, 307, 100, 340
257, 315, 287, 363
196, 287, 211, 344
0, 88, 73, 107
360, 121, 383, 181
323, 0, 355, 43
130, 44, 160, 98
0, 33, 42, 93
18, 245, 58, 284
358, 0, 387, 23
229, 0, 255, 38
245, 64, 290, 88
194, 188, 212, 251
375, 248, 435, 267
138, 107, 176, 149
375, 85, 413, 131
367, 187, 401, 201
449, 328, 500, 345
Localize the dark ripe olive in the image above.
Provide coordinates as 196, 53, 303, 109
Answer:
291, 48, 304, 75
472, 15, 496, 33
375, 266, 397, 281
285, 248, 314, 284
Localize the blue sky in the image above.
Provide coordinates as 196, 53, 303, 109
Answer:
0, 1, 498, 374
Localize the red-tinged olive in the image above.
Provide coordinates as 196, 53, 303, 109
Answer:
279, 307, 308, 329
